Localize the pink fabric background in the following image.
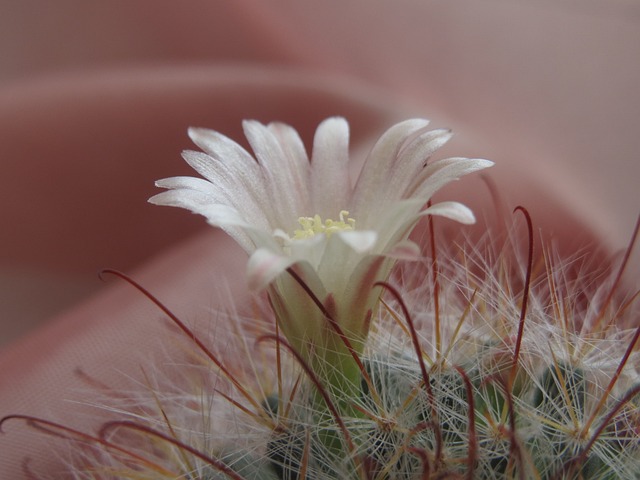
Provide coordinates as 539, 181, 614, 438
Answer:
1, 1, 638, 477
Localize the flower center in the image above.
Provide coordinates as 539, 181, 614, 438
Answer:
293, 210, 355, 240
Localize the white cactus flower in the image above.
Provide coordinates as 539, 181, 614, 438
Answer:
150, 118, 492, 368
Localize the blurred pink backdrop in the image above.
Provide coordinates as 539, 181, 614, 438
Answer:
0, 1, 638, 477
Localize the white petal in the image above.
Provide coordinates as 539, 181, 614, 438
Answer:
149, 188, 212, 209
247, 248, 297, 291
150, 190, 257, 251
155, 176, 216, 192
288, 233, 327, 270
188, 127, 258, 171
386, 240, 422, 260
266, 261, 327, 348
351, 118, 430, 221
316, 234, 356, 296
349, 208, 419, 264
267, 122, 310, 177
192, 204, 252, 229
272, 228, 292, 243
336, 230, 378, 254
187, 129, 263, 187
180, 150, 272, 231
310, 117, 350, 218
188, 128, 281, 230
398, 128, 453, 161
267, 121, 312, 215
383, 129, 453, 202
339, 255, 389, 336
421, 201, 476, 224
364, 197, 425, 249
149, 190, 248, 226
243, 120, 305, 227
315, 230, 376, 302
410, 157, 494, 200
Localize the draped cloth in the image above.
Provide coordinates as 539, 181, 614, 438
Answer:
1, 2, 638, 477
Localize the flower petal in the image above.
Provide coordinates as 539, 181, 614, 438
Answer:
151, 190, 256, 233
247, 248, 297, 291
180, 150, 272, 231
310, 117, 350, 218
410, 157, 494, 200
386, 239, 422, 260
154, 176, 217, 192
383, 128, 454, 203
187, 128, 266, 199
421, 201, 476, 224
150, 189, 256, 251
336, 230, 378, 254
287, 233, 327, 270
341, 254, 388, 337
366, 197, 426, 251
243, 120, 306, 228
267, 121, 310, 197
189, 127, 257, 167
267, 261, 327, 353
351, 118, 430, 220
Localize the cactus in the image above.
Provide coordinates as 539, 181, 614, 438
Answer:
5, 216, 637, 480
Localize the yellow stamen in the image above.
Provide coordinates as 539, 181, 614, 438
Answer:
293, 210, 356, 240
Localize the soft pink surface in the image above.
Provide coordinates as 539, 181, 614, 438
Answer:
0, 1, 638, 477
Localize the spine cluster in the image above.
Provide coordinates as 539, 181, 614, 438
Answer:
5, 222, 637, 480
